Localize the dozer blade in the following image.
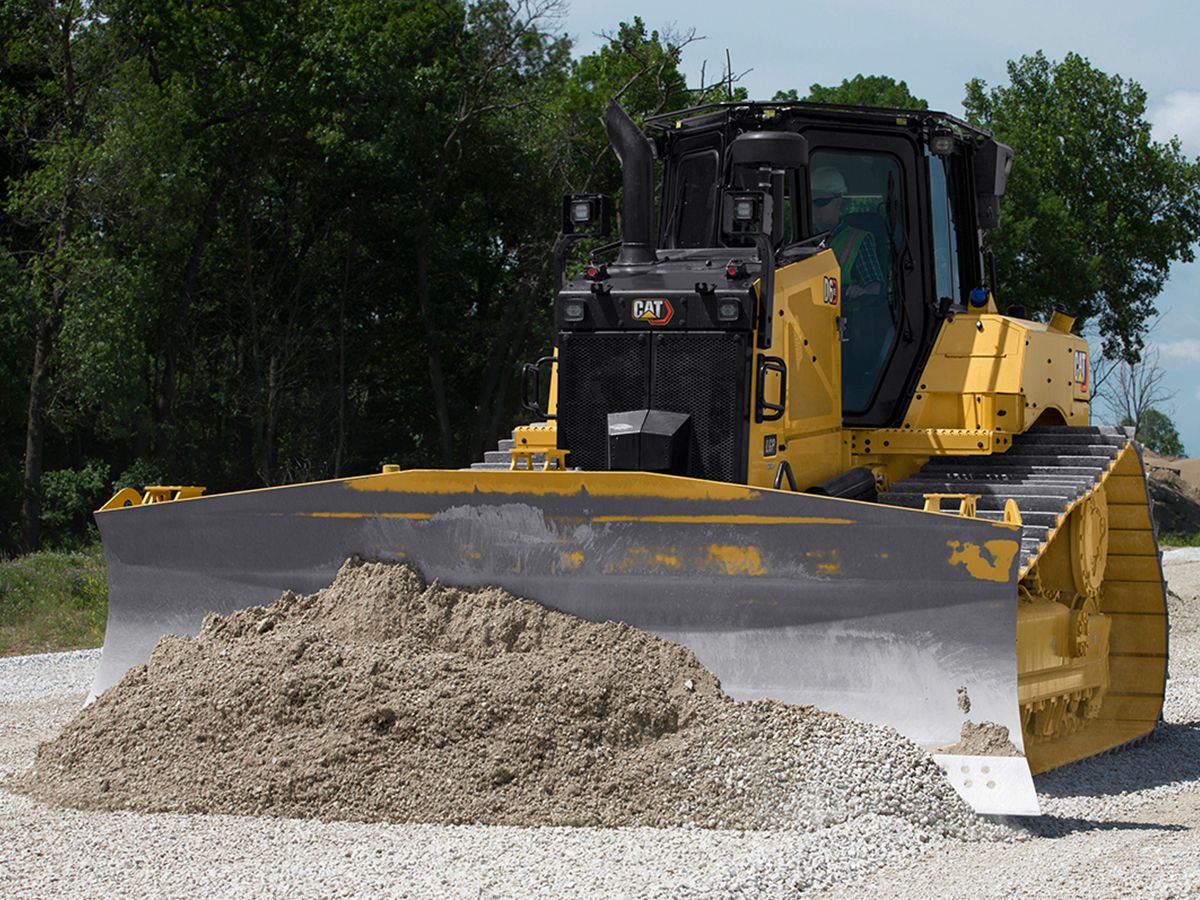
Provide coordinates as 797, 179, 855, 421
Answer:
95, 469, 1037, 815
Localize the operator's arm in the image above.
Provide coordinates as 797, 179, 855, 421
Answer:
845, 281, 881, 300
845, 233, 884, 299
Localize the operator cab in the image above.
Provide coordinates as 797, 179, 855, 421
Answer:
647, 101, 1012, 428
540, 101, 1012, 482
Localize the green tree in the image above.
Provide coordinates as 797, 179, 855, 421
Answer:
0, 6, 761, 554
963, 52, 1200, 361
1, 0, 112, 551
772, 74, 927, 109
94, 0, 596, 479
1122, 408, 1185, 456
38, 459, 109, 547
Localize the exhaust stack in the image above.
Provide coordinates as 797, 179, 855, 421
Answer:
604, 101, 655, 265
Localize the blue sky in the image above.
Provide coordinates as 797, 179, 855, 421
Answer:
563, 0, 1200, 453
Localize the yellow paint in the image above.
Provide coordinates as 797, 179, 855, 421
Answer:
803, 548, 842, 575
559, 550, 584, 572
946, 538, 1019, 582
815, 549, 842, 576
850, 312, 1091, 490
604, 547, 683, 573
98, 485, 206, 511
99, 487, 143, 511
509, 423, 568, 471
736, 257, 1092, 500
923, 493, 978, 517
347, 469, 766, 502
745, 253, 849, 492
707, 544, 766, 576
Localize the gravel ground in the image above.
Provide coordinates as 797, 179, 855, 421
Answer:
831, 546, 1200, 899
1, 550, 1197, 898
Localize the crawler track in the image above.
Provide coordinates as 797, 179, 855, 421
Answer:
881, 425, 1169, 773
879, 426, 1133, 573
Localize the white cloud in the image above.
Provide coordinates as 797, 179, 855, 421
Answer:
1155, 338, 1200, 364
1151, 90, 1200, 152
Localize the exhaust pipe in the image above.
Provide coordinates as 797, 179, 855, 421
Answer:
605, 101, 655, 265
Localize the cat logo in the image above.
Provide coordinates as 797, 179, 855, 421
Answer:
631, 298, 674, 325
823, 276, 839, 305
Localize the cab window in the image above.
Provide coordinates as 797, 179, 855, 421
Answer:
928, 155, 962, 305
675, 150, 719, 248
809, 149, 905, 413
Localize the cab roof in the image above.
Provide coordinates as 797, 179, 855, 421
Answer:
644, 100, 994, 142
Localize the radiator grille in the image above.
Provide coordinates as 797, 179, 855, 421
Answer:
556, 332, 649, 471
651, 332, 748, 482
555, 329, 748, 481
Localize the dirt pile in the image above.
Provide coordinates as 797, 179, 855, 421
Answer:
1145, 453, 1200, 535
15, 559, 994, 836
938, 721, 1022, 757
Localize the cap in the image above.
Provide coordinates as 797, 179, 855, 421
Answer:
812, 166, 847, 199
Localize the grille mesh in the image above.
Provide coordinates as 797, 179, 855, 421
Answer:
556, 329, 748, 481
651, 332, 747, 482
556, 332, 649, 471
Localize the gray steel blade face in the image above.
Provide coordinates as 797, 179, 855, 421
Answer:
95, 474, 1022, 752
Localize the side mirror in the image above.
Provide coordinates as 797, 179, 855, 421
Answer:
974, 140, 1013, 230
721, 190, 773, 240
561, 193, 612, 237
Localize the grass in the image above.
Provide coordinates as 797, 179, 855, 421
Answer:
0, 545, 107, 657
1161, 532, 1200, 548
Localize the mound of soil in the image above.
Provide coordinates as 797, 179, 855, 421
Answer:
14, 559, 990, 835
937, 721, 1022, 757
1147, 466, 1200, 535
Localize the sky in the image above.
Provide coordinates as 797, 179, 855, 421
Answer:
562, 0, 1200, 454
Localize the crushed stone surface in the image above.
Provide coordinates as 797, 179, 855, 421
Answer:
14, 559, 1000, 840
829, 546, 1200, 898
2, 550, 1197, 897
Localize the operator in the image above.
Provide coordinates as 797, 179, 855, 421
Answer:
810, 166, 883, 301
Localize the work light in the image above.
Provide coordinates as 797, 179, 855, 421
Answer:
721, 190, 770, 239
561, 193, 612, 236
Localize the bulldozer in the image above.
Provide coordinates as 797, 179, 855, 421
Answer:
94, 100, 1168, 816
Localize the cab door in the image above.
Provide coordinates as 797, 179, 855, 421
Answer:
796, 128, 935, 427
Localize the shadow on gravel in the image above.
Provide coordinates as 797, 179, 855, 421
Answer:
1016, 816, 1188, 838
1032, 720, 1200, 800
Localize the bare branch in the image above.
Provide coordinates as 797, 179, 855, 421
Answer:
1103, 345, 1176, 435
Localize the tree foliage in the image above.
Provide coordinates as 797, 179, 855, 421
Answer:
0, 3, 717, 553
1122, 407, 1185, 457
772, 74, 927, 109
964, 52, 1200, 361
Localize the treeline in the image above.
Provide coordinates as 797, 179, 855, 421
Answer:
3, 2, 1199, 554
1, 3, 729, 552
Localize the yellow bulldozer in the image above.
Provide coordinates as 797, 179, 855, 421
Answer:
94, 101, 1167, 816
